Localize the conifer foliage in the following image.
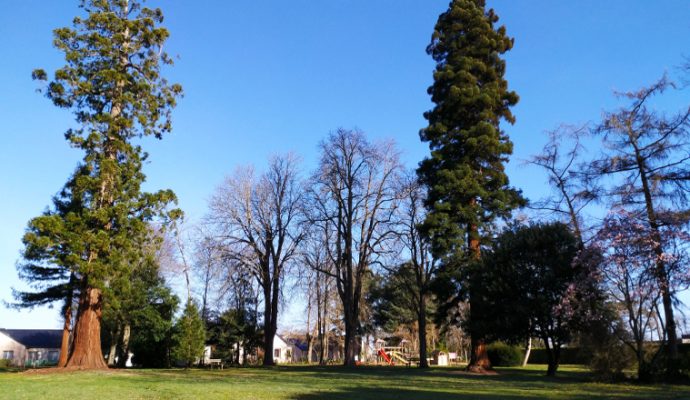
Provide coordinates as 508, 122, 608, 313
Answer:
16, 0, 182, 369
173, 300, 206, 368
418, 0, 523, 371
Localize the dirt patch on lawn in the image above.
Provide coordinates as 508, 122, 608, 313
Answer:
22, 366, 125, 375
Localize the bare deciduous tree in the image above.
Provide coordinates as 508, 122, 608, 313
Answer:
387, 172, 438, 368
308, 129, 401, 366
208, 153, 305, 365
527, 125, 597, 246
596, 211, 667, 378
300, 239, 336, 364
588, 77, 690, 374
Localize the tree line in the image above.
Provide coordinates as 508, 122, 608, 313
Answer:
11, 0, 690, 382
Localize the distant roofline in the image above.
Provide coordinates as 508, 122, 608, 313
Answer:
0, 329, 63, 349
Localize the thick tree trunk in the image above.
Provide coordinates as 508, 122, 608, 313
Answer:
343, 309, 359, 366
262, 308, 275, 366
466, 222, 491, 372
418, 296, 429, 368
65, 287, 107, 369
546, 346, 560, 377
57, 294, 73, 368
468, 338, 491, 372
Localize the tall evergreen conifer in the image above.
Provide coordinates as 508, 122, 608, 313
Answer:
418, 0, 523, 371
173, 300, 206, 368
17, 0, 182, 369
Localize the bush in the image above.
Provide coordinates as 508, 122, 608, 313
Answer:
0, 359, 11, 369
576, 315, 635, 381
487, 342, 523, 367
588, 342, 634, 382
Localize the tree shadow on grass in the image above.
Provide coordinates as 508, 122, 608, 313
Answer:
271, 365, 588, 385
288, 386, 541, 400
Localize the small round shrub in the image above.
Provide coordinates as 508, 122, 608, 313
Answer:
487, 342, 523, 367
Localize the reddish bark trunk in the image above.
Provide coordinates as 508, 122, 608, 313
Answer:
57, 299, 72, 368
466, 222, 492, 372
65, 287, 108, 369
468, 338, 491, 372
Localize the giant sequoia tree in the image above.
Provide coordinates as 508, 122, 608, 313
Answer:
17, 0, 181, 369
418, 0, 522, 371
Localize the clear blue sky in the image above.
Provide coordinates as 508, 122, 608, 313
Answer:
1, 1, 688, 329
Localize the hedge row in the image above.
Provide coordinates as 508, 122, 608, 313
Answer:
527, 343, 690, 366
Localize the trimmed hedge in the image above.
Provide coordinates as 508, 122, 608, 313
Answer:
487, 342, 524, 367
527, 347, 591, 365
526, 343, 690, 366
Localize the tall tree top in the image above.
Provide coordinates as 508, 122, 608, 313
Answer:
33, 0, 182, 146
418, 0, 522, 258
17, 0, 182, 305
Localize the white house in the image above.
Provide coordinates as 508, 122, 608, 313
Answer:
272, 335, 309, 364
0, 329, 62, 367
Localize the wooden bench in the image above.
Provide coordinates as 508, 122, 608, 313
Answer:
208, 359, 224, 369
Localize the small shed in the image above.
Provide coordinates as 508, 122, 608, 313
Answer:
433, 350, 448, 366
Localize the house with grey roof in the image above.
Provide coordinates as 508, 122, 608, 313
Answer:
0, 329, 62, 367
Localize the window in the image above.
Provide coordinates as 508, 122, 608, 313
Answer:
48, 351, 59, 361
286, 349, 292, 360
3, 351, 14, 360
28, 351, 39, 361
274, 349, 281, 359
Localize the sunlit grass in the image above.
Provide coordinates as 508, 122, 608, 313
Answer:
1, 364, 688, 399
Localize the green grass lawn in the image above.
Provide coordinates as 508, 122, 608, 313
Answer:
1, 365, 688, 400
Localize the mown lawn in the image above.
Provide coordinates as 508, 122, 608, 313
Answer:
1, 365, 688, 400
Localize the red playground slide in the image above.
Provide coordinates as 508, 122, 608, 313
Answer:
377, 348, 393, 365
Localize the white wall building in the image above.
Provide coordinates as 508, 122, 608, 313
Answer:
0, 329, 62, 367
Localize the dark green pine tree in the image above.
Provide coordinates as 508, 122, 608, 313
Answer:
101, 229, 179, 368
14, 172, 85, 367
417, 0, 523, 372
17, 0, 182, 369
173, 300, 206, 368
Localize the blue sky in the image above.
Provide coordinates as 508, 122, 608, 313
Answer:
1, 1, 689, 330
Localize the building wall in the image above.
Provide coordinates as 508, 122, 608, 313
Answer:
272, 336, 294, 364
0, 332, 27, 367
25, 347, 61, 366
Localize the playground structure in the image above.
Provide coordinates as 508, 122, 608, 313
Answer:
374, 338, 416, 366
373, 338, 455, 367
376, 346, 412, 366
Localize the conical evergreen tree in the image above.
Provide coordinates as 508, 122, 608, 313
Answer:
17, 0, 182, 369
173, 300, 206, 368
418, 0, 523, 372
